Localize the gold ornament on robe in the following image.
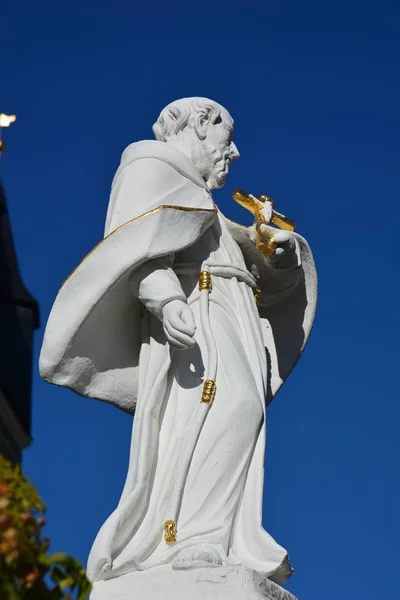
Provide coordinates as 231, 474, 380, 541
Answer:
198, 270, 212, 292
163, 520, 177, 544
201, 380, 216, 405
232, 189, 295, 258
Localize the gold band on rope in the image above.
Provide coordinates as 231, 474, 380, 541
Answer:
163, 520, 177, 544
199, 270, 212, 291
201, 380, 216, 405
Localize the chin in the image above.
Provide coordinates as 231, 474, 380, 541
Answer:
212, 168, 229, 190
205, 161, 229, 190
217, 171, 228, 187
207, 175, 226, 190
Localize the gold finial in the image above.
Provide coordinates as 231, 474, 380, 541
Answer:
0, 113, 17, 155
0, 114, 16, 128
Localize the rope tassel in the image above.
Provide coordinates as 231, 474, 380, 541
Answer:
199, 270, 212, 291
163, 520, 177, 544
201, 380, 216, 404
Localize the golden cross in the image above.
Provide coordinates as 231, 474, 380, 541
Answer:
232, 188, 296, 258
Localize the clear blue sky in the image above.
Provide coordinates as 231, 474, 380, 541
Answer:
2, 1, 399, 598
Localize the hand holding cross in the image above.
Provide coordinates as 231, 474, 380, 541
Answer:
232, 188, 296, 259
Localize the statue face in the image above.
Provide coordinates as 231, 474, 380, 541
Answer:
204, 109, 239, 189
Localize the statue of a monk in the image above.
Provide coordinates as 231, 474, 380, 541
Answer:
39, 97, 317, 588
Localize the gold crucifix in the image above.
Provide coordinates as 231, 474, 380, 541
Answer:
232, 188, 296, 258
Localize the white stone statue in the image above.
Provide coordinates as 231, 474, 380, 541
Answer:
39, 97, 317, 599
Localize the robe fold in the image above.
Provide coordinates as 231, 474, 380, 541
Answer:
39, 140, 317, 586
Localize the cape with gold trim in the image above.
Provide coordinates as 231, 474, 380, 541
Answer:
39, 140, 317, 416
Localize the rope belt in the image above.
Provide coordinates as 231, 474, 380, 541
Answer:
163, 262, 258, 544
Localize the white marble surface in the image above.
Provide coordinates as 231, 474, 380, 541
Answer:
39, 98, 317, 591
90, 565, 298, 600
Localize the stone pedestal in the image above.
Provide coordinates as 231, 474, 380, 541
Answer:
90, 565, 297, 600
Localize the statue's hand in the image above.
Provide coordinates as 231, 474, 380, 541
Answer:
259, 226, 299, 266
162, 300, 196, 350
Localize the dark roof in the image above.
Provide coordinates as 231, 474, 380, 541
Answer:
0, 180, 39, 328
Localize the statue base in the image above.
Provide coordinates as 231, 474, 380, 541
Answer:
90, 565, 297, 600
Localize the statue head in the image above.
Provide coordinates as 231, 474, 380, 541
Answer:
153, 97, 240, 190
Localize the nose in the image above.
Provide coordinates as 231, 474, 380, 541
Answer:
230, 142, 240, 160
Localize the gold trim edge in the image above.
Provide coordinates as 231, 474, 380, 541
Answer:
60, 204, 217, 290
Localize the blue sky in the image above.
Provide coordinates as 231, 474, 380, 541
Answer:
2, 1, 399, 598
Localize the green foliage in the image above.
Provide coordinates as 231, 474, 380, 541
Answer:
0, 455, 92, 599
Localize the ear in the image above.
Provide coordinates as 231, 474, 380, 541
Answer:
193, 108, 212, 141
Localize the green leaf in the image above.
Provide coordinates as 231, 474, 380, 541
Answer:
59, 576, 75, 590
46, 552, 71, 565
49, 565, 67, 584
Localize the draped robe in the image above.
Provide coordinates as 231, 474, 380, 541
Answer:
39, 140, 317, 586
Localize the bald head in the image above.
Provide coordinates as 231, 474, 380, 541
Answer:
153, 97, 224, 142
